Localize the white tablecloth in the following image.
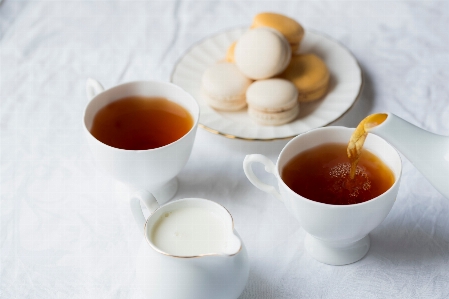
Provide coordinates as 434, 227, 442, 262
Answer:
2, 1, 449, 298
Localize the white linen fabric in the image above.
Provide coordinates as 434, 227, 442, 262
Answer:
1, 1, 449, 298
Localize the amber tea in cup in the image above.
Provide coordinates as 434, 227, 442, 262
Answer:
281, 143, 394, 205
90, 96, 194, 150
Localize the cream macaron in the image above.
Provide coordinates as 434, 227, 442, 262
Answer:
246, 78, 299, 126
201, 62, 252, 111
234, 27, 291, 80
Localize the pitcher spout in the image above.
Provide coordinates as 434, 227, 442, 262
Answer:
369, 113, 449, 199
221, 231, 243, 256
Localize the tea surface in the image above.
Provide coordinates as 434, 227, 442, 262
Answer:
90, 96, 193, 150
282, 143, 394, 205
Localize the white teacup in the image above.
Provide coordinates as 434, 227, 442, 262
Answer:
83, 79, 199, 204
243, 127, 402, 265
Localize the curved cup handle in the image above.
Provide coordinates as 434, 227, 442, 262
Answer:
243, 154, 282, 202
86, 78, 104, 100
129, 190, 160, 233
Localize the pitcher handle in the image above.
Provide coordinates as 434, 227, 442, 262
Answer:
129, 190, 160, 233
243, 154, 282, 202
86, 78, 104, 100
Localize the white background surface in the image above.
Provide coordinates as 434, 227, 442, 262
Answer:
1, 1, 449, 298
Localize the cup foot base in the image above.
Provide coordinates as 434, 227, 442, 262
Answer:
304, 234, 370, 266
152, 177, 179, 205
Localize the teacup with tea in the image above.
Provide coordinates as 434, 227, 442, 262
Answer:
243, 126, 402, 265
83, 79, 199, 204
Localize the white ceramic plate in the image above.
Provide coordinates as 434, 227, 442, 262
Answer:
171, 27, 362, 141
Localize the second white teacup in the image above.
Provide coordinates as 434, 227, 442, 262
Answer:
83, 79, 199, 204
243, 127, 402, 265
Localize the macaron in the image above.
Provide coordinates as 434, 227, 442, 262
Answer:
246, 78, 299, 126
251, 12, 305, 53
201, 62, 252, 111
234, 27, 291, 80
225, 42, 236, 63
279, 54, 330, 102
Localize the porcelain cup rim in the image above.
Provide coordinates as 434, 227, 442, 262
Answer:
82, 80, 200, 153
276, 126, 402, 209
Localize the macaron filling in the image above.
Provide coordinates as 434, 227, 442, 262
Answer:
248, 105, 299, 125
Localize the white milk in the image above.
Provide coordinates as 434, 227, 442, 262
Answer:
150, 207, 227, 256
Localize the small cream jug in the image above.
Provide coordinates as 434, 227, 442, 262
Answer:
130, 191, 249, 299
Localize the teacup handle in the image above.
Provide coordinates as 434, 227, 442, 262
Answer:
243, 154, 282, 202
130, 190, 160, 233
86, 78, 104, 100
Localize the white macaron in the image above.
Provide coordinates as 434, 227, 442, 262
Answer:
201, 62, 252, 111
234, 27, 292, 80
246, 78, 299, 126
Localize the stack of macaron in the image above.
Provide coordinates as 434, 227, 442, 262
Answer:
201, 12, 330, 126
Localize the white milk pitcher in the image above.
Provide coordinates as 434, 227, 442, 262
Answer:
130, 191, 249, 299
